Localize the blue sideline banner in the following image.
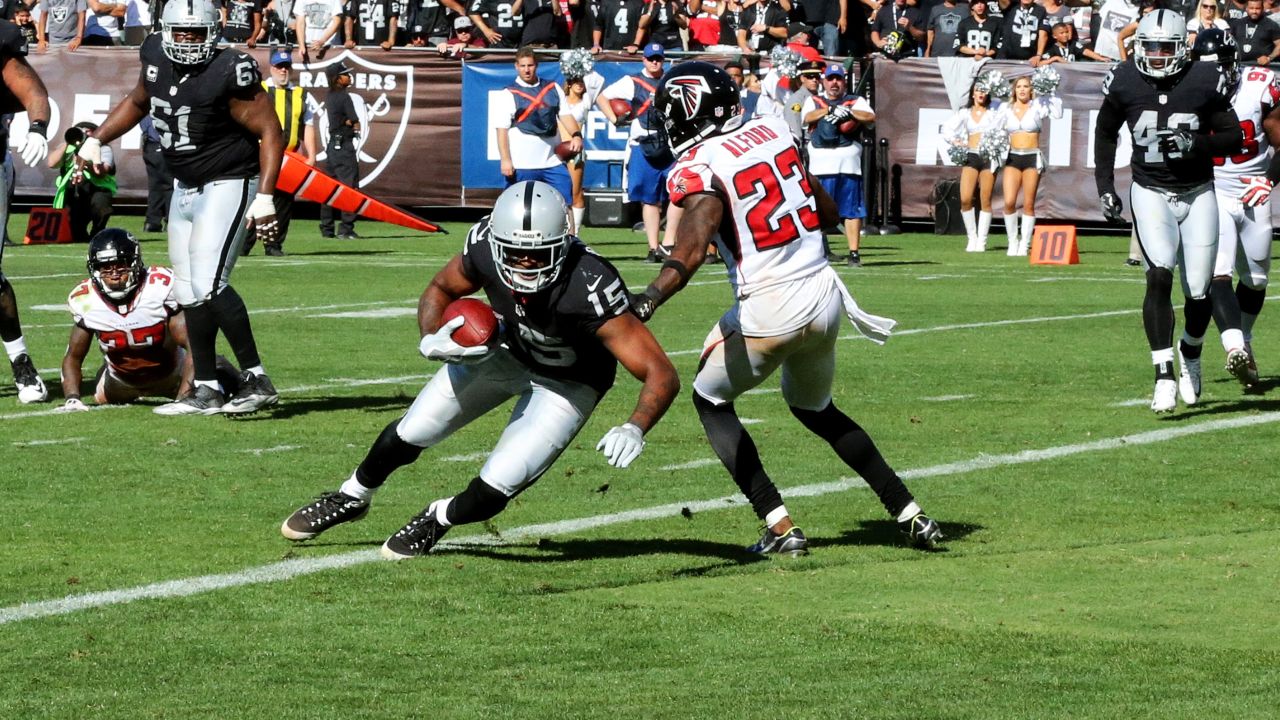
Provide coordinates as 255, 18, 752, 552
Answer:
461, 60, 644, 192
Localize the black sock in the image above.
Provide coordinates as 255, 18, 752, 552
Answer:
354, 420, 425, 488
444, 476, 510, 526
1143, 268, 1175, 352
210, 286, 261, 370
182, 301, 219, 383
790, 402, 914, 517
1237, 282, 1266, 316
1207, 277, 1241, 338
0, 275, 21, 343
693, 392, 783, 522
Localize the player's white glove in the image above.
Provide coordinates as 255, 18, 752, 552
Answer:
1241, 176, 1274, 208
246, 193, 280, 246
1100, 192, 1124, 223
418, 316, 491, 364
75, 136, 102, 167
596, 422, 645, 468
55, 397, 89, 413
18, 131, 47, 167
1155, 128, 1195, 156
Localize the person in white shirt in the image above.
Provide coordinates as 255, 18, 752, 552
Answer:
801, 64, 876, 267
493, 47, 581, 215
294, 0, 343, 56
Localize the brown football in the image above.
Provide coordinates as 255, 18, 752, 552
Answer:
609, 98, 634, 124
554, 141, 580, 162
442, 298, 498, 347
839, 119, 858, 135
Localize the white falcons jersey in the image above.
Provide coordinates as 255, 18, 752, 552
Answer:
1215, 67, 1280, 196
68, 266, 181, 384
667, 115, 833, 336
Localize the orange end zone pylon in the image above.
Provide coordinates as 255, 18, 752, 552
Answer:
276, 150, 445, 234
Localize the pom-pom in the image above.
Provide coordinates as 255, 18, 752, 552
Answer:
978, 129, 1010, 166
947, 144, 968, 165
976, 70, 1010, 101
1031, 65, 1060, 96
560, 48, 595, 81
769, 46, 801, 79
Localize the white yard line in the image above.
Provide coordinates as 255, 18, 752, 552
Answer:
2, 410, 1277, 626
12, 436, 87, 447
240, 445, 304, 456
922, 395, 976, 402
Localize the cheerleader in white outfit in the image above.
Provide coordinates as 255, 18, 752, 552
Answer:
559, 49, 605, 232
998, 75, 1063, 256
942, 79, 1006, 252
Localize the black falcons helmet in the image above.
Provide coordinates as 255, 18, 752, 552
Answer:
88, 228, 146, 303
653, 61, 744, 155
1192, 27, 1239, 90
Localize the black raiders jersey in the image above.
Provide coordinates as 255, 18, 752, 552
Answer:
138, 33, 262, 185
469, 0, 524, 46
351, 0, 401, 45
1097, 60, 1238, 192
460, 220, 630, 397
954, 16, 998, 55
997, 4, 1045, 60
0, 19, 30, 122
594, 0, 645, 49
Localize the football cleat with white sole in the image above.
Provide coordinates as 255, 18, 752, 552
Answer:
747, 526, 810, 556
1177, 350, 1201, 405
154, 384, 225, 415
223, 371, 279, 414
11, 353, 48, 404
1151, 378, 1177, 413
1226, 347, 1255, 389
281, 491, 370, 540
381, 502, 450, 559
899, 513, 944, 549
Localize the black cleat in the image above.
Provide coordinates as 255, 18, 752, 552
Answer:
381, 502, 451, 559
223, 371, 279, 414
899, 513, 943, 549
847, 251, 862, 268
747, 526, 810, 556
281, 491, 370, 540
11, 353, 48, 404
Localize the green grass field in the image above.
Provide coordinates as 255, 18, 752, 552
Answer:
2, 214, 1278, 719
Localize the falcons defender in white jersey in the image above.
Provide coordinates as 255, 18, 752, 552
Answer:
57, 229, 235, 412
631, 61, 942, 555
1184, 29, 1271, 397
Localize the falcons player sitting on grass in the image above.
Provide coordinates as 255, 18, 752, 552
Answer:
57, 229, 239, 412
281, 181, 680, 560
630, 61, 943, 556
1186, 28, 1275, 393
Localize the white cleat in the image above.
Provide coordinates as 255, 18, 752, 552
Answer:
1177, 351, 1201, 405
1151, 378, 1177, 413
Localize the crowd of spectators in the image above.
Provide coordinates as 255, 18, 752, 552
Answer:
11, 0, 1280, 71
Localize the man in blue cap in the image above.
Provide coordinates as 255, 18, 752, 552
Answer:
598, 42, 678, 262
259, 48, 318, 256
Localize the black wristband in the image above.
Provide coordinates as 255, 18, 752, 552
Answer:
660, 258, 692, 286
28, 120, 47, 138
572, 131, 583, 139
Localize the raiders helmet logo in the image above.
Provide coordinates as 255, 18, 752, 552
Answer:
666, 75, 712, 120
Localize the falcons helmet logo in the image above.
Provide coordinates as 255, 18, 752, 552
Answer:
666, 75, 712, 119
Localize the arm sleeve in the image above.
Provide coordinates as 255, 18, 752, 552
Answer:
1199, 107, 1243, 158
1093, 98, 1124, 197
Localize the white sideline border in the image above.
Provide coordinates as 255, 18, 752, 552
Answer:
2, 410, 1278, 626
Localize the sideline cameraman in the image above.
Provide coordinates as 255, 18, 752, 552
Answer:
50, 121, 115, 243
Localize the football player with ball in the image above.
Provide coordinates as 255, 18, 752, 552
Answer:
282, 182, 680, 559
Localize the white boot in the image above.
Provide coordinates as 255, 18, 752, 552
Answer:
572, 206, 585, 233
1018, 213, 1035, 256
961, 209, 978, 251
976, 211, 991, 252
1004, 213, 1019, 256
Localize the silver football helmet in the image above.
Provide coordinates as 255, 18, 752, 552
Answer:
161, 0, 220, 65
1134, 10, 1189, 79
489, 181, 571, 294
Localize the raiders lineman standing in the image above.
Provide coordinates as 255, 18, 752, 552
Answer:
78, 0, 286, 415
1093, 10, 1244, 413
0, 18, 51, 404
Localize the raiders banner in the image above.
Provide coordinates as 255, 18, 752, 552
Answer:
873, 57, 1127, 223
